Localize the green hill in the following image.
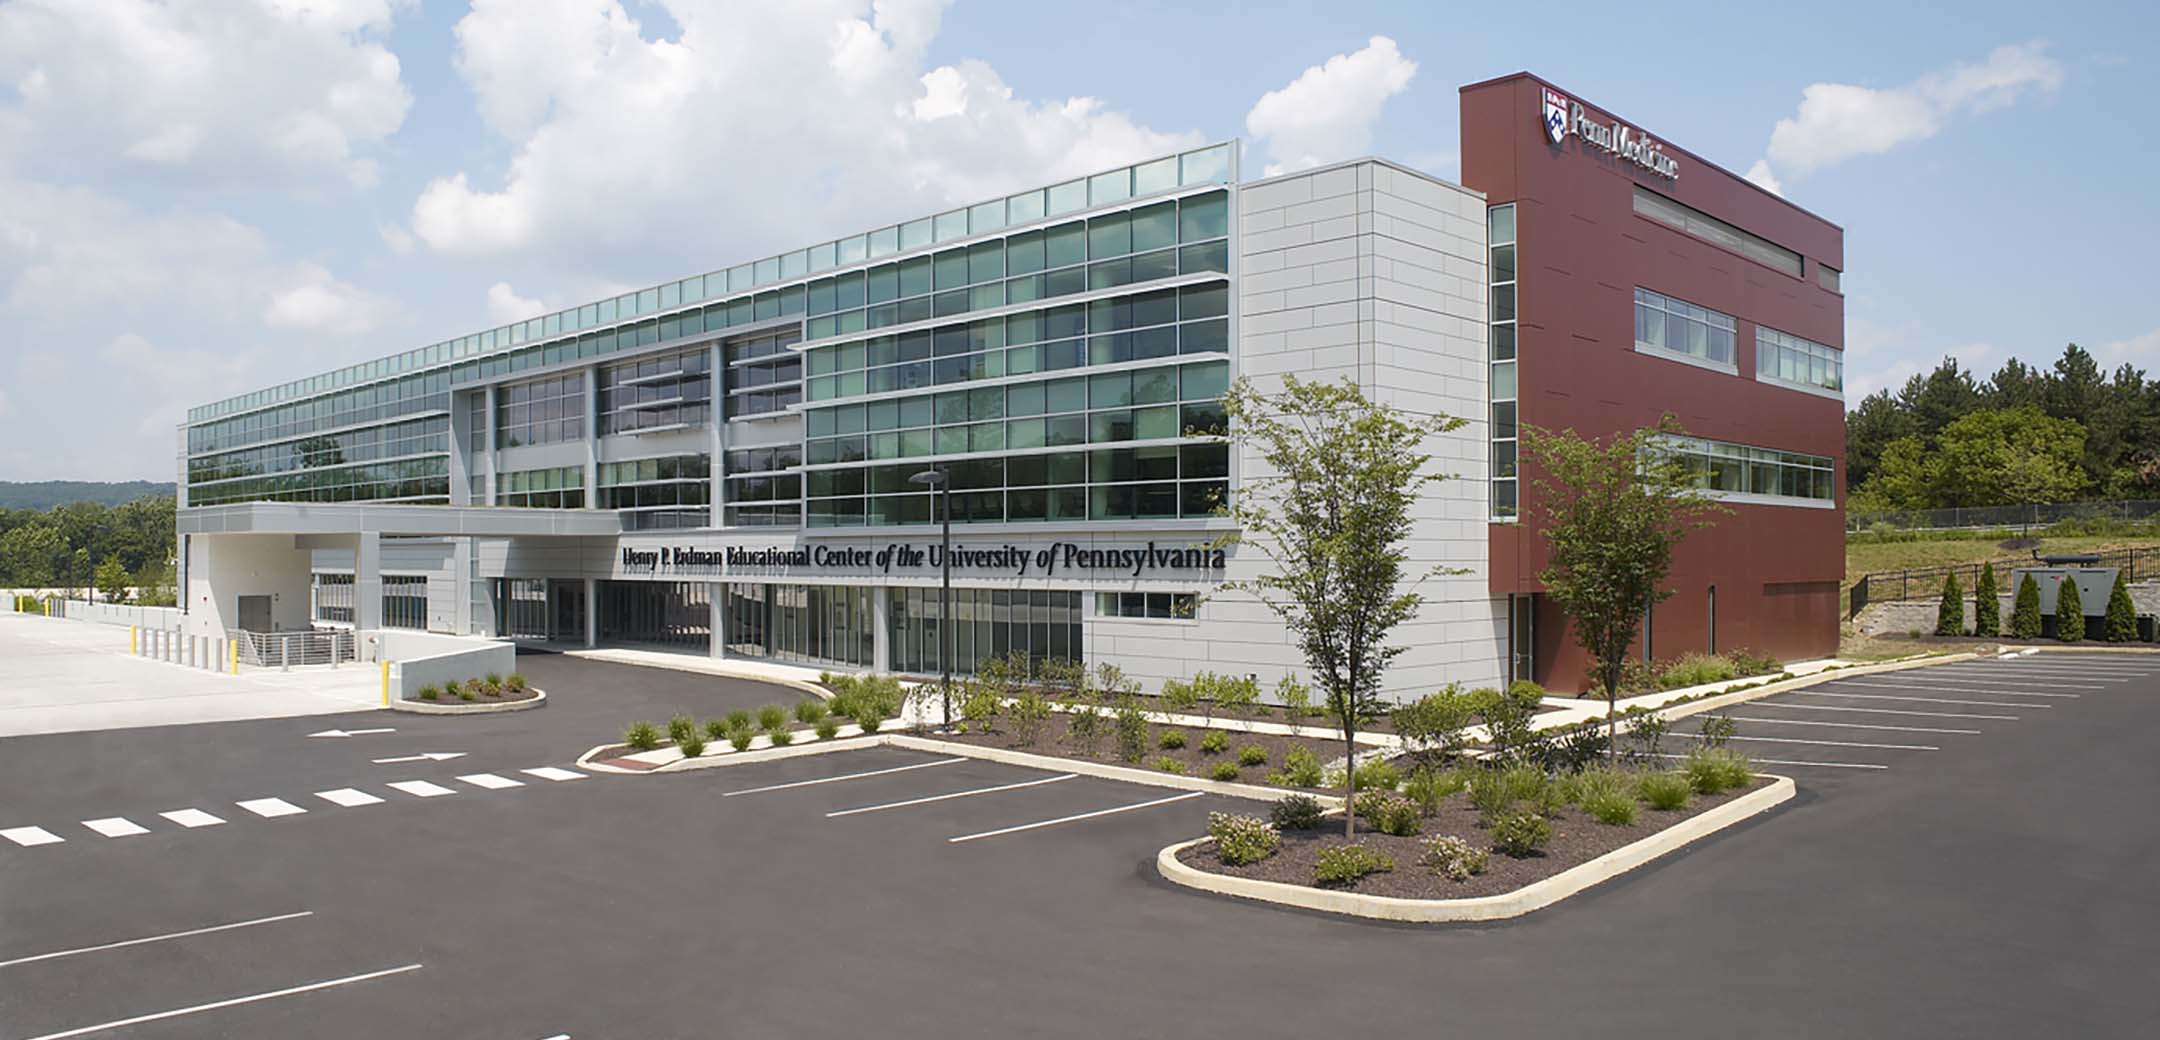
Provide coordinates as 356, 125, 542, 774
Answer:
0, 481, 176, 511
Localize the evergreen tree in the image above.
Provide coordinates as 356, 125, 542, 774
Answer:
1971, 563, 2000, 638
2055, 576, 2085, 643
1935, 572, 1965, 636
2010, 574, 2044, 640
2104, 570, 2138, 643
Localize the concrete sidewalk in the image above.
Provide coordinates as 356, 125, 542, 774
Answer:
0, 614, 383, 737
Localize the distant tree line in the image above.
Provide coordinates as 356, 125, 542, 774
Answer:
1848, 344, 2160, 511
0, 480, 175, 511
0, 496, 176, 602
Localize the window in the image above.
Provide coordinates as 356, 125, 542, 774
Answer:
382, 575, 430, 631
888, 588, 1083, 675
597, 348, 712, 435
496, 466, 584, 508
724, 329, 804, 419
1634, 288, 1736, 369
1756, 326, 1842, 395
1817, 264, 1841, 293
312, 573, 354, 625
1633, 187, 1803, 278
1489, 204, 1520, 520
1095, 591, 1197, 620
495, 373, 585, 448
599, 454, 711, 527
725, 445, 802, 528
1659, 436, 1835, 505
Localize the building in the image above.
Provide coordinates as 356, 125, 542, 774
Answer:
174, 72, 1843, 696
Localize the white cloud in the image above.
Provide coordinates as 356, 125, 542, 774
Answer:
262, 262, 389, 335
1744, 159, 1782, 196
1748, 43, 2062, 188
486, 282, 551, 325
410, 0, 1200, 272
1245, 36, 1417, 177
0, 0, 413, 191
2098, 327, 2160, 363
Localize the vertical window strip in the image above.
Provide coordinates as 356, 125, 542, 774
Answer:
1489, 204, 1518, 521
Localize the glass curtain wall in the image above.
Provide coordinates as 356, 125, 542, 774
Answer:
888, 588, 1082, 675
597, 581, 713, 648
722, 583, 874, 667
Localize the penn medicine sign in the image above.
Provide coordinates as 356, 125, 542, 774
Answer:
1541, 87, 1679, 180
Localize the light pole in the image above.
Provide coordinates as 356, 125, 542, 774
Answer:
909, 467, 953, 726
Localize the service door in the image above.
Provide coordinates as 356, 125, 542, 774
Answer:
237, 594, 272, 633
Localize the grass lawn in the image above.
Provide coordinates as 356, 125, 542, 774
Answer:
1843, 534, 2158, 596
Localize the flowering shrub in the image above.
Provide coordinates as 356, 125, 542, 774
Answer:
1420, 835, 1489, 881
1491, 810, 1552, 858
1208, 812, 1281, 866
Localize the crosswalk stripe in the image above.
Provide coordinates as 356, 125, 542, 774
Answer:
81, 817, 151, 838
386, 780, 457, 798
521, 767, 585, 782
3, 826, 65, 847
315, 788, 384, 808
236, 798, 307, 819
457, 773, 523, 790
159, 809, 224, 829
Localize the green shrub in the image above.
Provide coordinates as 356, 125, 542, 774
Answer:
961, 684, 1001, 730
2106, 570, 2138, 642
677, 731, 707, 758
1207, 812, 1280, 865
1490, 810, 1552, 858
1368, 794, 1423, 837
1972, 562, 2001, 638
1237, 744, 1268, 767
1009, 689, 1052, 746
483, 672, 504, 695
1313, 843, 1395, 886
1152, 755, 1188, 775
1683, 747, 1754, 795
757, 705, 788, 732
1403, 767, 1467, 814
1209, 760, 1241, 782
2011, 574, 2044, 639
1160, 677, 1201, 719
624, 721, 662, 751
1158, 729, 1188, 750
1637, 770, 1693, 810
1476, 683, 1546, 764
704, 719, 729, 741
417, 684, 440, 702
1270, 794, 1325, 831
1936, 571, 1965, 636
1420, 835, 1488, 881
1198, 730, 1230, 754
1722, 649, 1781, 677
814, 716, 841, 740
1268, 746, 1323, 787
1353, 758, 1402, 793
1113, 697, 1150, 763
769, 728, 794, 747
441, 679, 461, 698
457, 685, 477, 702
728, 728, 756, 752
1390, 685, 1478, 761
2055, 573, 2085, 643
795, 700, 828, 724
1276, 675, 1314, 722
666, 714, 697, 745
1578, 783, 1638, 826
1065, 704, 1106, 756
1696, 713, 1737, 749
505, 673, 528, 693
1660, 653, 1739, 689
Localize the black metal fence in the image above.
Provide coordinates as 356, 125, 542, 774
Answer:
1849, 546, 2156, 620
1848, 499, 2160, 534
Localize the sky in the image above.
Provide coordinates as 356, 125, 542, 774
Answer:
0, 0, 2152, 481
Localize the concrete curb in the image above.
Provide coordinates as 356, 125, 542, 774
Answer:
1651, 653, 1977, 724
1989, 643, 2160, 655
390, 689, 548, 715
1155, 774, 1795, 923
560, 649, 835, 700
882, 734, 1339, 805
574, 726, 883, 774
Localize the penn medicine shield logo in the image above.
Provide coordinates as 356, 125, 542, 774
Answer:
1541, 87, 1569, 144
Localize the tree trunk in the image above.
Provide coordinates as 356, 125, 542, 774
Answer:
1606, 677, 1619, 764
1343, 715, 1357, 839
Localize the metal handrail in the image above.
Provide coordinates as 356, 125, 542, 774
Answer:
231, 629, 356, 669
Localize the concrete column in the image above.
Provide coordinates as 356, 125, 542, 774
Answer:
452, 538, 474, 635
583, 576, 598, 648
483, 383, 500, 505
355, 531, 383, 634
582, 367, 599, 512
872, 586, 891, 673
709, 582, 725, 659
708, 341, 725, 529
448, 390, 471, 506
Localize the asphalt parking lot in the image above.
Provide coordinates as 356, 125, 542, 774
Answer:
3, 651, 2157, 1038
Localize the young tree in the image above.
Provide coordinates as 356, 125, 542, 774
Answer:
2010, 574, 2044, 640
2055, 575, 2085, 643
1215, 375, 1464, 837
1935, 572, 1965, 637
2104, 570, 2138, 643
1524, 420, 1726, 761
94, 556, 130, 604
1971, 562, 2001, 638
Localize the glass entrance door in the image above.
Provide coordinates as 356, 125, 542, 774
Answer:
550, 580, 587, 643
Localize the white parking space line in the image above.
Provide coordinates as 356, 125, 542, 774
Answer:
3, 826, 65, 847
948, 791, 1204, 844
315, 788, 384, 807
1670, 732, 1937, 751
386, 780, 456, 798
457, 773, 524, 790
723, 756, 966, 797
1798, 690, 2053, 709
159, 809, 224, 829
1652, 753, 1887, 770
1754, 703, 2018, 720
81, 817, 150, 838
521, 767, 586, 782
1890, 676, 2105, 689
0, 911, 313, 969
1826, 682, 2080, 699
827, 773, 1077, 818
236, 798, 307, 819
19, 962, 424, 1040
1722, 716, 1982, 735
1986, 663, 2155, 674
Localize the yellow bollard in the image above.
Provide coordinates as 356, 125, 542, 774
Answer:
131, 626, 138, 655
381, 661, 391, 707
231, 640, 240, 675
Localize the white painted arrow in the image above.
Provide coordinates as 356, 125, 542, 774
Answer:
371, 752, 466, 764
310, 728, 397, 738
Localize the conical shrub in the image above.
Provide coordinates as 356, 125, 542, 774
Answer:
2010, 574, 2044, 640
1935, 572, 1965, 636
2105, 570, 2138, 643
2055, 575, 2084, 643
1971, 562, 2000, 638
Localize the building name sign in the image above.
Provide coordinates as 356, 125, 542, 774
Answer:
1541, 87, 1679, 180
620, 541, 1227, 578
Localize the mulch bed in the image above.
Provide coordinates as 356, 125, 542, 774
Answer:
1035, 693, 1561, 733
1176, 776, 1772, 901
409, 686, 540, 706
927, 712, 1365, 787
585, 723, 867, 762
